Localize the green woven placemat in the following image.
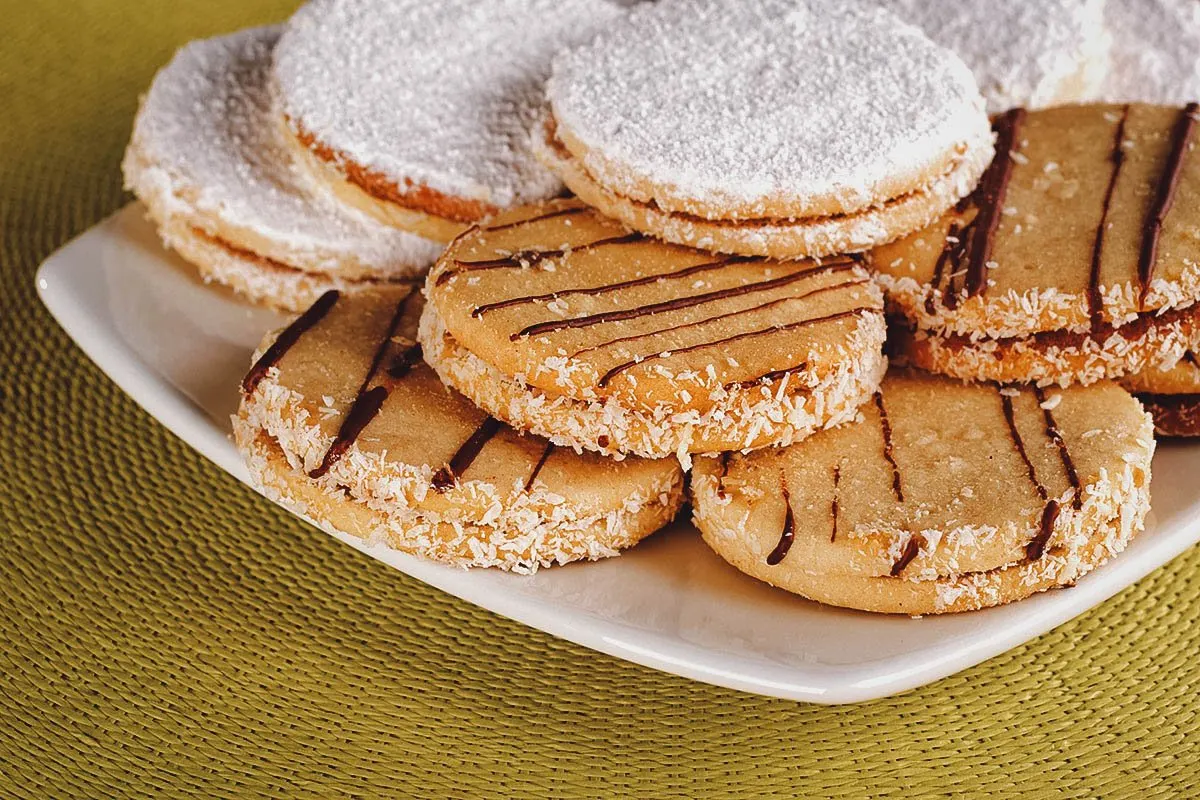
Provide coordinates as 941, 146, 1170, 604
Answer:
3, 3, 1200, 797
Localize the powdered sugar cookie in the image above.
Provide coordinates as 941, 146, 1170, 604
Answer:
1100, 0, 1200, 105
273, 0, 621, 242
869, 0, 1109, 113
692, 371, 1154, 615
236, 286, 685, 572
540, 0, 993, 258
1122, 351, 1200, 436
123, 27, 440, 312
420, 200, 887, 462
873, 104, 1200, 386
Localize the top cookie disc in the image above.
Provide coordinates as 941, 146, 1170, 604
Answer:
273, 0, 622, 218
1101, 0, 1200, 105
545, 0, 992, 222
873, 104, 1200, 339
870, 0, 1109, 113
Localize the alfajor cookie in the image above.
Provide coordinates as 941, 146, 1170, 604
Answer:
123, 26, 440, 312
537, 0, 994, 260
272, 0, 620, 243
869, 0, 1109, 113
874, 104, 1200, 387
235, 286, 685, 572
420, 200, 887, 463
1121, 351, 1200, 436
1101, 0, 1200, 105
692, 370, 1154, 615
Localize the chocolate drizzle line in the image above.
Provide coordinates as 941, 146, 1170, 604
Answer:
963, 108, 1027, 299
483, 205, 588, 233
1027, 500, 1062, 561
1185, 351, 1200, 369
310, 290, 416, 479
765, 480, 794, 566
387, 344, 423, 380
523, 442, 555, 492
830, 465, 841, 543
998, 388, 1048, 504
431, 417, 503, 491
515, 262, 860, 340
1138, 102, 1199, 308
241, 290, 339, 395
873, 391, 904, 503
1087, 105, 1131, 327
890, 536, 922, 577
723, 363, 808, 391
308, 387, 389, 480
569, 278, 869, 359
927, 220, 964, 314
997, 386, 1070, 560
597, 307, 869, 388
1032, 386, 1083, 510
471, 256, 755, 317
436, 233, 643, 286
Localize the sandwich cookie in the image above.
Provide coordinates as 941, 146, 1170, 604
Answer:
1121, 351, 1200, 436
273, 0, 621, 243
420, 200, 887, 463
537, 0, 994, 260
868, 0, 1109, 113
235, 286, 685, 572
874, 104, 1200, 387
123, 27, 440, 312
692, 371, 1154, 615
1101, 0, 1200, 105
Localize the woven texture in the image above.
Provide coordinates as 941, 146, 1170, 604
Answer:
2, 3, 1200, 797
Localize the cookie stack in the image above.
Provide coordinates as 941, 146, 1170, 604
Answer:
127, 0, 1200, 614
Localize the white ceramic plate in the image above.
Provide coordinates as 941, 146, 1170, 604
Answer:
36, 205, 1200, 704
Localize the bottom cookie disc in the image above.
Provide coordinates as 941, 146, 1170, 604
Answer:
691, 370, 1154, 614
236, 287, 685, 572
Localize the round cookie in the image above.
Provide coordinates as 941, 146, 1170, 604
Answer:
272, 0, 621, 242
1101, 0, 1200, 105
420, 200, 887, 463
123, 26, 440, 312
868, 0, 1109, 113
235, 286, 685, 572
692, 371, 1154, 615
1121, 351, 1200, 436
872, 104, 1200, 386
539, 0, 994, 258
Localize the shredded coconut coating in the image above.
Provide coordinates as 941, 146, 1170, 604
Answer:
546, 0, 992, 221
237, 378, 684, 574
419, 300, 887, 463
273, 0, 622, 209
123, 26, 440, 280
898, 312, 1197, 388
534, 116, 993, 259
1100, 0, 1200, 104
868, 0, 1110, 113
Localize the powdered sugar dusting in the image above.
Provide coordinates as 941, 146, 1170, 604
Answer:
868, 0, 1109, 112
1100, 0, 1200, 103
126, 26, 441, 274
547, 0, 990, 218
274, 0, 623, 208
